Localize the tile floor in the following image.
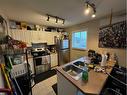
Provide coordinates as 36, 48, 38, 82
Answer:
32, 75, 57, 95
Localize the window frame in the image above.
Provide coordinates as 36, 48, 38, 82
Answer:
71, 30, 87, 50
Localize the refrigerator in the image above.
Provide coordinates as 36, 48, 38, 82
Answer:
55, 37, 70, 66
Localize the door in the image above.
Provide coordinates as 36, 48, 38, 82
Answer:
51, 53, 58, 67
61, 39, 69, 49
58, 49, 70, 65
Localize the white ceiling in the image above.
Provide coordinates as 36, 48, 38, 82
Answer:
0, 0, 126, 28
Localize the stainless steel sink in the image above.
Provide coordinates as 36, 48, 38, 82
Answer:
62, 64, 84, 80
73, 61, 86, 69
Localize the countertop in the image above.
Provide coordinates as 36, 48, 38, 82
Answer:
56, 57, 115, 95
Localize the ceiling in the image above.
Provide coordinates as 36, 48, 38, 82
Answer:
0, 0, 126, 28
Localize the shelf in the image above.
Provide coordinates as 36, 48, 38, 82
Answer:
36, 63, 50, 66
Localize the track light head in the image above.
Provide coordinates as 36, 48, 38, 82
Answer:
47, 15, 50, 21
92, 7, 96, 18
62, 19, 65, 24
84, 3, 90, 15
84, 0, 96, 17
92, 14, 96, 18
56, 18, 58, 23
84, 8, 90, 15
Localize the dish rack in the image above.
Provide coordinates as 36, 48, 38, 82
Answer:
3, 49, 33, 95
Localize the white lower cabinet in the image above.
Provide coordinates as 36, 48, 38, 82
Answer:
51, 53, 58, 67
57, 72, 85, 95
57, 72, 77, 95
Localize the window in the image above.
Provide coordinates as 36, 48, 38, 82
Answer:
72, 31, 87, 49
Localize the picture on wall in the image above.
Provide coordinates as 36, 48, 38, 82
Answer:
99, 21, 126, 48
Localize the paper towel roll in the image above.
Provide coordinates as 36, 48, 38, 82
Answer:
101, 54, 107, 67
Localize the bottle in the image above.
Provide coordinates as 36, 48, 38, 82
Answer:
114, 53, 118, 65
82, 66, 88, 82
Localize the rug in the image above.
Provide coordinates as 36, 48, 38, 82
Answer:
34, 69, 56, 84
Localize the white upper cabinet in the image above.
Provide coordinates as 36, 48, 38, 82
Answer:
9, 29, 60, 46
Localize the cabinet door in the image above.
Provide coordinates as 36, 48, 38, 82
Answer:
76, 90, 85, 95
57, 72, 77, 95
44, 32, 54, 45
31, 31, 39, 42
51, 53, 58, 67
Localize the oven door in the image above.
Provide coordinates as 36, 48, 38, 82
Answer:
34, 55, 51, 75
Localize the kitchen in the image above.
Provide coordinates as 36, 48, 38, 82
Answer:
0, 0, 126, 95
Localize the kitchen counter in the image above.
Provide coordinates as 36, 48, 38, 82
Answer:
56, 57, 115, 95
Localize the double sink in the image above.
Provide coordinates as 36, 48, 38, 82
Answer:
62, 61, 88, 80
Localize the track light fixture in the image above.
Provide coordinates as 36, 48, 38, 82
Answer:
84, 0, 96, 18
46, 14, 65, 24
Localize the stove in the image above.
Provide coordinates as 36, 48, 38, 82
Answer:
31, 43, 51, 75
31, 49, 50, 57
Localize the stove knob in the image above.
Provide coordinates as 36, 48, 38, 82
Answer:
34, 53, 38, 56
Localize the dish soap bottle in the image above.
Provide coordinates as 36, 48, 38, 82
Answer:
82, 66, 88, 82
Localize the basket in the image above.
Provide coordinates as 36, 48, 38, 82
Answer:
10, 63, 27, 78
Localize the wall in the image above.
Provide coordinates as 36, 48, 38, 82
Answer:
0, 10, 10, 35
66, 15, 126, 67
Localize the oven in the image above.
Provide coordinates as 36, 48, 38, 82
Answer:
31, 43, 51, 75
